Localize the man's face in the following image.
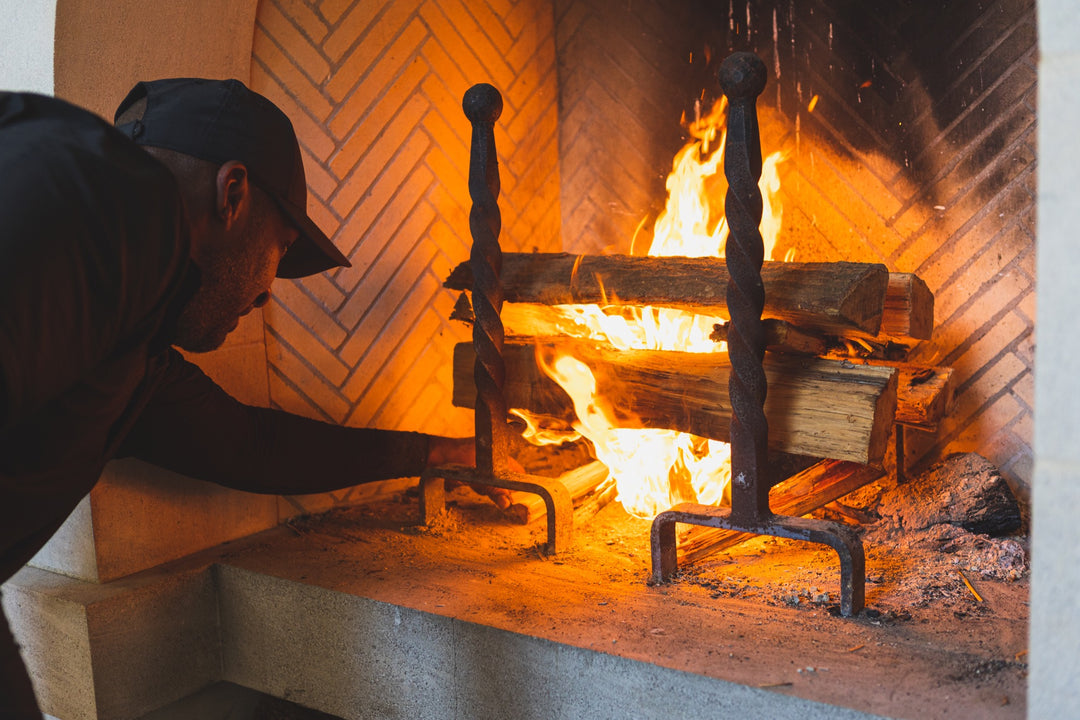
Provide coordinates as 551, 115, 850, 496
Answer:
175, 195, 298, 353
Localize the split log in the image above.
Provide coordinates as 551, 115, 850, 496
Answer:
678, 460, 886, 563
505, 460, 615, 525
880, 273, 934, 342
452, 340, 898, 465
832, 361, 953, 430
445, 254, 889, 336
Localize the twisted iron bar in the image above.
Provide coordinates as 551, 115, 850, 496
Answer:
463, 83, 509, 476
720, 52, 771, 522
650, 52, 865, 616
420, 84, 572, 554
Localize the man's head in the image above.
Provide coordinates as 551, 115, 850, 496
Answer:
114, 78, 349, 351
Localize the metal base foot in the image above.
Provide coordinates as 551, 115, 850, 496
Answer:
651, 503, 865, 616
420, 466, 573, 554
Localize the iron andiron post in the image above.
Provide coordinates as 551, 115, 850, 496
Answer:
420, 83, 573, 554
649, 52, 866, 617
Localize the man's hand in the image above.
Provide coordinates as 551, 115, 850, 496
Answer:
426, 436, 515, 510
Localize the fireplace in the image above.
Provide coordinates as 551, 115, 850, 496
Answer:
2, 0, 1069, 718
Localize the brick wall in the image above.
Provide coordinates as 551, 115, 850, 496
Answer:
251, 0, 562, 441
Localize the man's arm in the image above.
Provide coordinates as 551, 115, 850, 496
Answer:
120, 350, 472, 495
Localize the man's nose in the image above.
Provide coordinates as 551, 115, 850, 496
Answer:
253, 291, 271, 308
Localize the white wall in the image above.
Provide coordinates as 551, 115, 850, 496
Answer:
1032, 1, 1080, 717
0, 0, 56, 94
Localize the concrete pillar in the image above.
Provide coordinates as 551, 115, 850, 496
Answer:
1032, 1, 1080, 716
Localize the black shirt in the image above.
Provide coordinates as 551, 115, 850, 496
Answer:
0, 91, 429, 583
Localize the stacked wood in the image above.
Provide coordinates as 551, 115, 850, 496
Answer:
447, 257, 936, 356
444, 247, 951, 558
446, 254, 890, 336
452, 340, 898, 465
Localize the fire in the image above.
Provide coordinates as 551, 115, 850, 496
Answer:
520, 97, 786, 519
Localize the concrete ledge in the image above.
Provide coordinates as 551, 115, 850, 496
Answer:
216, 564, 884, 720
7, 555, 887, 720
4, 565, 218, 720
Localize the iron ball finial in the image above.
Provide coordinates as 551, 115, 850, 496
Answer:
463, 83, 503, 124
719, 52, 767, 100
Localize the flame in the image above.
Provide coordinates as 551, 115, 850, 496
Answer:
517, 97, 787, 519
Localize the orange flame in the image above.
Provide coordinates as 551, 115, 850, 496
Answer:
519, 97, 787, 519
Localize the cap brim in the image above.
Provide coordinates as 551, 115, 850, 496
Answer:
274, 199, 351, 279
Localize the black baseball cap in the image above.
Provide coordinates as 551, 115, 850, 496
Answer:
114, 78, 350, 279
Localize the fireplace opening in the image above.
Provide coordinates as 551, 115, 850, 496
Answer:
7, 1, 1036, 718
221, 0, 1036, 714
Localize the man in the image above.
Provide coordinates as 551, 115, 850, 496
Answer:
0, 78, 502, 718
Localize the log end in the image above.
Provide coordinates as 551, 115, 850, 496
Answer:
836, 262, 890, 337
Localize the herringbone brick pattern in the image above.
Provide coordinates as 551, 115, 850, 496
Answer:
555, 0, 1036, 501
252, 0, 561, 455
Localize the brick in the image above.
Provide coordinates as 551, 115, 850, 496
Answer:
257, 3, 331, 88
330, 108, 429, 225
274, 0, 329, 43
265, 333, 351, 424
1011, 368, 1035, 411
270, 280, 349, 350
338, 167, 436, 329
265, 297, 350, 386
323, 0, 396, 65
419, 39, 470, 113
341, 211, 439, 366
431, 0, 515, 91
420, 3, 506, 102
459, 0, 514, 57
951, 313, 1030, 388
344, 272, 442, 408
328, 16, 429, 137
327, 58, 429, 180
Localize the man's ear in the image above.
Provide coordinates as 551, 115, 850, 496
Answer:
215, 161, 251, 229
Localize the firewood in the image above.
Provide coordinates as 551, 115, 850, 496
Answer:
865, 363, 954, 429
678, 460, 886, 563
452, 340, 898, 465
505, 460, 614, 525
445, 254, 889, 336
880, 273, 934, 342
710, 319, 826, 355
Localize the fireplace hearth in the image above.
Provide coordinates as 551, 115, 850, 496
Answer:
2, 0, 1042, 718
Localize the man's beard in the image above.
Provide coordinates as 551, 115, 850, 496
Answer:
173, 217, 266, 353
172, 280, 242, 353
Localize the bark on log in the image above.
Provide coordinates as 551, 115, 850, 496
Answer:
445, 254, 889, 336
678, 460, 886, 563
452, 340, 898, 465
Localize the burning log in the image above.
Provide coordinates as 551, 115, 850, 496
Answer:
452, 340, 898, 465
677, 459, 886, 563
445, 254, 890, 336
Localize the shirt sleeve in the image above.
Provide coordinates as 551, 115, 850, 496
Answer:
118, 350, 432, 494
